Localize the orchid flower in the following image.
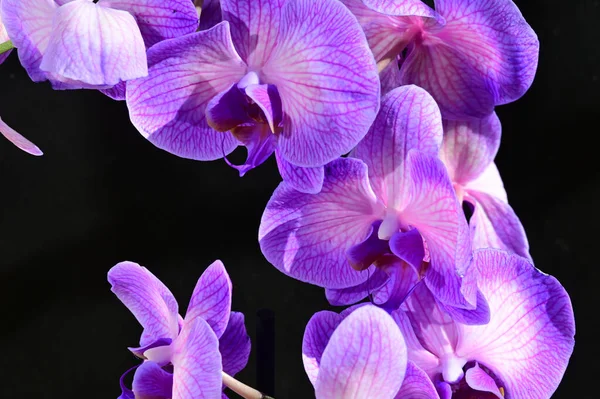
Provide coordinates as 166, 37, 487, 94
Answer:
393, 249, 575, 399
125, 0, 380, 194
108, 260, 251, 399
303, 304, 439, 398
342, 0, 539, 120
260, 85, 484, 318
1, 0, 198, 91
440, 113, 530, 260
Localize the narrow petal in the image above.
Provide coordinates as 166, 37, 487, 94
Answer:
184, 260, 232, 338
220, 0, 284, 68
389, 229, 425, 272
263, 0, 380, 167
40, 1, 148, 86
103, 0, 199, 47
325, 268, 389, 306
219, 312, 251, 377
275, 151, 324, 194
353, 85, 443, 208
1, 0, 57, 81
440, 113, 501, 185
468, 190, 530, 259
118, 365, 138, 399
395, 362, 440, 399
455, 250, 575, 399
0, 117, 43, 156
259, 158, 384, 288
108, 261, 180, 345
464, 363, 503, 398
132, 361, 174, 398
434, 0, 539, 106
199, 0, 222, 31
126, 22, 245, 160
315, 305, 407, 399
372, 257, 419, 311
227, 124, 276, 176
401, 150, 474, 308
302, 310, 344, 385
172, 318, 223, 399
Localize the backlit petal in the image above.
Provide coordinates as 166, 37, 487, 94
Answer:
395, 362, 440, 399
465, 363, 503, 398
276, 151, 325, 194
219, 312, 251, 377
132, 361, 173, 398
302, 310, 344, 385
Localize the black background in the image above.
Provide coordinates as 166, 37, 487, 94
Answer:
1, 1, 598, 398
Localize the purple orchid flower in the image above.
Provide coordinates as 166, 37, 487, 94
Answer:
1, 0, 198, 91
393, 249, 575, 399
260, 85, 484, 317
440, 112, 530, 260
125, 0, 380, 194
108, 260, 251, 399
341, 0, 539, 120
303, 304, 439, 398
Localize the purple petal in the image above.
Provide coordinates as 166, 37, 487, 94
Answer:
126, 22, 245, 161
220, 0, 283, 67
206, 83, 253, 132
0, 117, 43, 156
468, 190, 530, 260
132, 361, 173, 398
372, 257, 419, 311
219, 312, 251, 377
259, 158, 384, 288
464, 162, 507, 202
437, 289, 490, 326
440, 113, 501, 185
315, 305, 407, 398
108, 261, 180, 346
226, 124, 276, 176
302, 310, 344, 385
455, 249, 575, 399
325, 268, 389, 306
199, 0, 222, 31
379, 58, 403, 95
103, 0, 199, 47
464, 363, 503, 398
395, 362, 440, 399
275, 151, 324, 194
185, 260, 232, 339
391, 310, 439, 378
263, 0, 380, 167
172, 318, 223, 399
401, 0, 538, 119
363, 0, 441, 19
129, 337, 173, 359
40, 1, 148, 87
244, 83, 282, 134
401, 150, 474, 309
118, 365, 138, 399
389, 229, 425, 272
1, 0, 57, 81
353, 85, 443, 208
346, 220, 390, 271
101, 81, 127, 101
0, 12, 12, 64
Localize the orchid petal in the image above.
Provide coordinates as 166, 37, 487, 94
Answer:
199, 0, 222, 31
185, 260, 232, 339
395, 362, 440, 399
346, 221, 390, 271
172, 318, 223, 399
372, 257, 419, 311
219, 312, 251, 377
128, 337, 172, 359
101, 81, 127, 101
132, 361, 173, 398
0, 117, 43, 156
389, 229, 425, 272
244, 83, 283, 134
440, 113, 501, 184
353, 86, 443, 208
401, 150, 474, 309
126, 22, 244, 160
455, 250, 575, 399
118, 366, 138, 399
220, 0, 283, 68
227, 124, 276, 176
379, 58, 403, 95
263, 0, 380, 167
275, 151, 324, 194
102, 0, 199, 47
363, 0, 441, 20
391, 310, 439, 378
315, 305, 407, 399
464, 363, 503, 398
206, 83, 253, 132
259, 158, 384, 288
302, 310, 344, 385
40, 1, 147, 87
437, 289, 490, 326
0, 10, 12, 64
325, 268, 389, 306
464, 162, 507, 202
108, 261, 179, 346
468, 190, 530, 259
434, 0, 539, 106
1, 0, 56, 81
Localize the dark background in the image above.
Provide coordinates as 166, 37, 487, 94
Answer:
1, 1, 598, 398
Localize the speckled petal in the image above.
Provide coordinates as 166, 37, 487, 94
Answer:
126, 22, 244, 160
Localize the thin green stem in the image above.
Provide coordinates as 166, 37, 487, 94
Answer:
0, 40, 14, 55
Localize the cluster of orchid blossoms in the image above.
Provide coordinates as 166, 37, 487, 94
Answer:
0, 0, 576, 398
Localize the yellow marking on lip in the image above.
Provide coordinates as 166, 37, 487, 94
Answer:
499, 387, 505, 397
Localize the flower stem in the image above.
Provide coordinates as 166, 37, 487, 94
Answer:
222, 372, 275, 399
0, 40, 14, 55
